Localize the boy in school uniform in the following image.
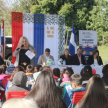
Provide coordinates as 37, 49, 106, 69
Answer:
63, 74, 85, 108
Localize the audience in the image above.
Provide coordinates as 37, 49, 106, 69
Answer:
1, 60, 108, 108
63, 74, 85, 108
62, 73, 69, 82
26, 71, 67, 108
0, 65, 7, 80
1, 65, 7, 74
6, 71, 30, 98
5, 66, 25, 92
80, 65, 92, 87
60, 68, 74, 85
92, 68, 96, 74
53, 68, 60, 78
2, 98, 38, 108
34, 65, 42, 73
26, 65, 34, 81
6, 64, 15, 75
75, 76, 108, 108
102, 64, 108, 86
60, 68, 74, 98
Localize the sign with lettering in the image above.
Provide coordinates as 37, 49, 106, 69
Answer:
79, 30, 97, 63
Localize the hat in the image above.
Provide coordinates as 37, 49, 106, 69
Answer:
6, 64, 15, 74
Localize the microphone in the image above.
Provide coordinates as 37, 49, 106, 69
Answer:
16, 45, 24, 50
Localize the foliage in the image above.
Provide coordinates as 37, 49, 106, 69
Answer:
1, 0, 108, 45
30, 0, 95, 42
0, 0, 11, 25
86, 0, 108, 45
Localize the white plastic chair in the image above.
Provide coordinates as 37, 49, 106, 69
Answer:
26, 81, 34, 89
4, 59, 11, 66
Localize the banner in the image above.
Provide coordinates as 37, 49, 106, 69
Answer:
12, 12, 65, 65
79, 30, 97, 63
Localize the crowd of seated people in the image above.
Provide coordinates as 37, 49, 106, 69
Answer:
0, 54, 108, 108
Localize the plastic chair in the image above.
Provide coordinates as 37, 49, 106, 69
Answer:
26, 81, 34, 89
4, 59, 11, 66
72, 91, 85, 108
6, 91, 30, 101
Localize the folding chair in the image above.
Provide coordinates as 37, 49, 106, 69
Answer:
72, 91, 85, 108
6, 91, 30, 101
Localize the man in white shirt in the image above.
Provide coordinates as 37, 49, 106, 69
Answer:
38, 48, 54, 65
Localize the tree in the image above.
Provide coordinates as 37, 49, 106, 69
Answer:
86, 0, 108, 45
0, 0, 9, 24
12, 0, 37, 13
30, 0, 95, 41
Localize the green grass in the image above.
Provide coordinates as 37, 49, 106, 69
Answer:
65, 45, 108, 65
98, 45, 108, 65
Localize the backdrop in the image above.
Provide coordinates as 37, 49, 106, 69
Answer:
12, 12, 65, 65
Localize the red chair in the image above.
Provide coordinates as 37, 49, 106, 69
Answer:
72, 91, 85, 108
6, 91, 30, 101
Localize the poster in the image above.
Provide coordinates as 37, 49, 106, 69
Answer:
79, 30, 97, 63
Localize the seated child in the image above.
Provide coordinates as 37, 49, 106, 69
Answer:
63, 74, 85, 108
62, 73, 69, 82
26, 65, 34, 81
34, 65, 42, 73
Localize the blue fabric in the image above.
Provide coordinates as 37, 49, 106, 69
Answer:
72, 104, 76, 108
63, 84, 71, 98
69, 25, 77, 56
5, 81, 11, 92
63, 86, 85, 108
34, 14, 44, 65
57, 78, 61, 86
1, 37, 4, 45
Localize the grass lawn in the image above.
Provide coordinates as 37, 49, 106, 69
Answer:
98, 45, 108, 65
65, 45, 108, 65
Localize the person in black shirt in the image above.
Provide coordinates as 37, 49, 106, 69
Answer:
60, 49, 72, 65
87, 49, 103, 65
72, 48, 86, 65
13, 36, 37, 68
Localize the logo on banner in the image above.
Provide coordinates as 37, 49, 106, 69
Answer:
46, 26, 54, 38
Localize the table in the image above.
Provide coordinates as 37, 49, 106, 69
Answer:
51, 65, 103, 77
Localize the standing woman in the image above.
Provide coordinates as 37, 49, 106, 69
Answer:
13, 37, 37, 68
60, 49, 72, 65
87, 49, 103, 65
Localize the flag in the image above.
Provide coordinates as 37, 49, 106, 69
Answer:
12, 12, 65, 64
1, 20, 4, 58
69, 24, 77, 56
